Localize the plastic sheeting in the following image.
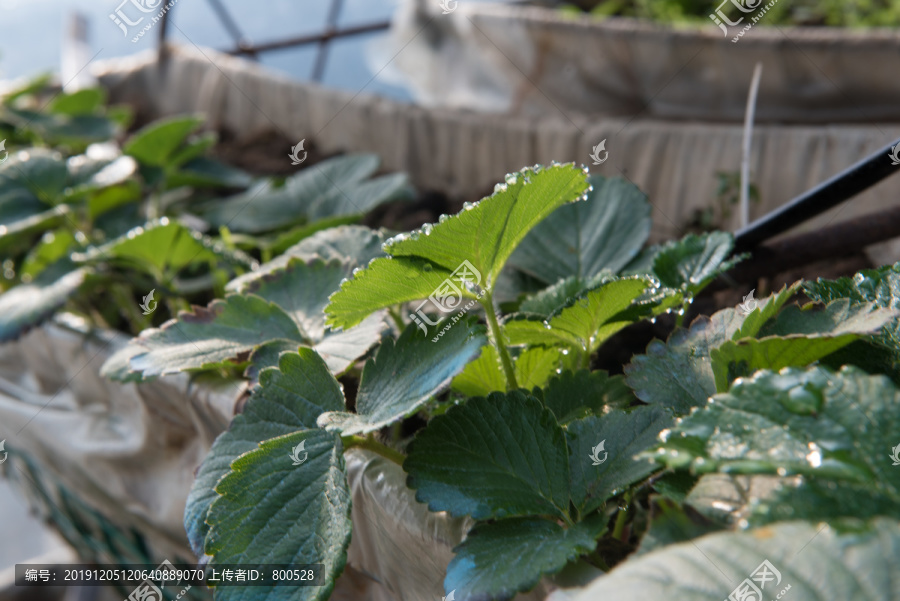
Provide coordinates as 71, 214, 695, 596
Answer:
93, 45, 900, 252
386, 1, 900, 123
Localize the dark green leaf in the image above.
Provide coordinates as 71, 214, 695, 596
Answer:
185, 349, 344, 555
651, 232, 741, 295
404, 391, 571, 520
206, 429, 350, 601
649, 366, 900, 524
0, 147, 68, 204
0, 262, 86, 342
541, 370, 635, 425
566, 406, 673, 514
202, 154, 410, 233
508, 175, 651, 284
128, 295, 305, 377
318, 319, 486, 435
446, 515, 606, 601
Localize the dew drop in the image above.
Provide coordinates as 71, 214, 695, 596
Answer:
421, 223, 433, 236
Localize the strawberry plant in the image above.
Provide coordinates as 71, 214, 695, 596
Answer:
0, 78, 411, 342
31, 97, 884, 598
113, 161, 797, 601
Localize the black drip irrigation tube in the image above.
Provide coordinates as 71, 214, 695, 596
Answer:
733, 137, 900, 253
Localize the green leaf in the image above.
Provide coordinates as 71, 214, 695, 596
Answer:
566, 406, 673, 514
48, 89, 106, 116
624, 287, 798, 414
184, 349, 343, 555
326, 164, 589, 329
445, 515, 606, 601
241, 258, 352, 341
634, 498, 721, 557
451, 343, 507, 397
264, 215, 361, 257
326, 256, 480, 330
0, 148, 68, 204
0, 262, 86, 342
128, 295, 305, 377
508, 175, 651, 284
74, 220, 255, 278
386, 164, 589, 286
206, 429, 350, 601
5, 108, 119, 147
317, 319, 486, 435
234, 257, 387, 374
539, 369, 634, 425
515, 346, 566, 390
0, 204, 71, 253
226, 225, 386, 292
650, 232, 741, 295
167, 156, 252, 189
167, 131, 217, 167
804, 264, 900, 379
123, 115, 205, 167
517, 273, 611, 317
711, 300, 897, 391
201, 154, 411, 233
404, 391, 571, 520
649, 366, 900, 524
504, 277, 658, 352
21, 229, 77, 279
64, 154, 138, 200
733, 281, 801, 339
568, 518, 900, 601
